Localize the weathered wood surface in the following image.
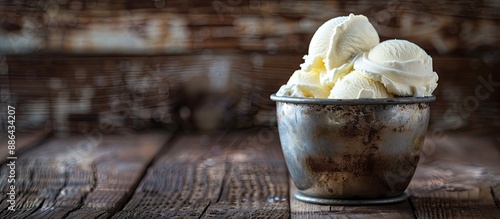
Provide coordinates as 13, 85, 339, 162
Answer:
0, 130, 48, 164
1, 128, 500, 218
407, 133, 500, 218
5, 54, 500, 139
493, 185, 500, 209
0, 131, 171, 219
113, 127, 289, 218
1, 0, 499, 54
2, 53, 296, 132
2, 0, 499, 132
2, 1, 500, 134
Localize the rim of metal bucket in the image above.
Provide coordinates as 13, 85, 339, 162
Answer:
270, 93, 435, 105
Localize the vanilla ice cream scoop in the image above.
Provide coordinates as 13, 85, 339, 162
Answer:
276, 68, 330, 98
354, 39, 439, 97
329, 70, 394, 99
276, 15, 438, 100
301, 13, 380, 87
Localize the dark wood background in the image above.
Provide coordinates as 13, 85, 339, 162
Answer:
1, 0, 499, 138
1, 1, 500, 218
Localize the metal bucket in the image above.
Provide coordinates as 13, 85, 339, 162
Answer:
271, 94, 435, 205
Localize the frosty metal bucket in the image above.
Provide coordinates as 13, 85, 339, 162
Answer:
270, 94, 435, 205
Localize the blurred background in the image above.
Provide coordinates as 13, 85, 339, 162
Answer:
1, 0, 499, 139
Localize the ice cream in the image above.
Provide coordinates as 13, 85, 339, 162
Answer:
277, 14, 438, 99
329, 70, 394, 99
354, 39, 438, 97
277, 14, 380, 98
301, 14, 380, 88
278, 68, 330, 98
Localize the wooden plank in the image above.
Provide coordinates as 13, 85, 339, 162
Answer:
0, 137, 91, 218
1, 0, 499, 54
65, 132, 172, 219
7, 54, 500, 134
200, 128, 289, 218
409, 187, 500, 218
407, 134, 500, 218
289, 179, 415, 218
0, 130, 49, 164
492, 185, 500, 209
111, 132, 228, 218
0, 131, 171, 218
113, 127, 290, 218
202, 161, 289, 218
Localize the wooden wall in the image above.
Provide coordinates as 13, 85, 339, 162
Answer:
1, 0, 499, 136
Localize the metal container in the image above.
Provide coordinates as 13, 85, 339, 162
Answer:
270, 94, 435, 205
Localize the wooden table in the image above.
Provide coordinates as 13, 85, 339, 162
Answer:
1, 128, 499, 218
